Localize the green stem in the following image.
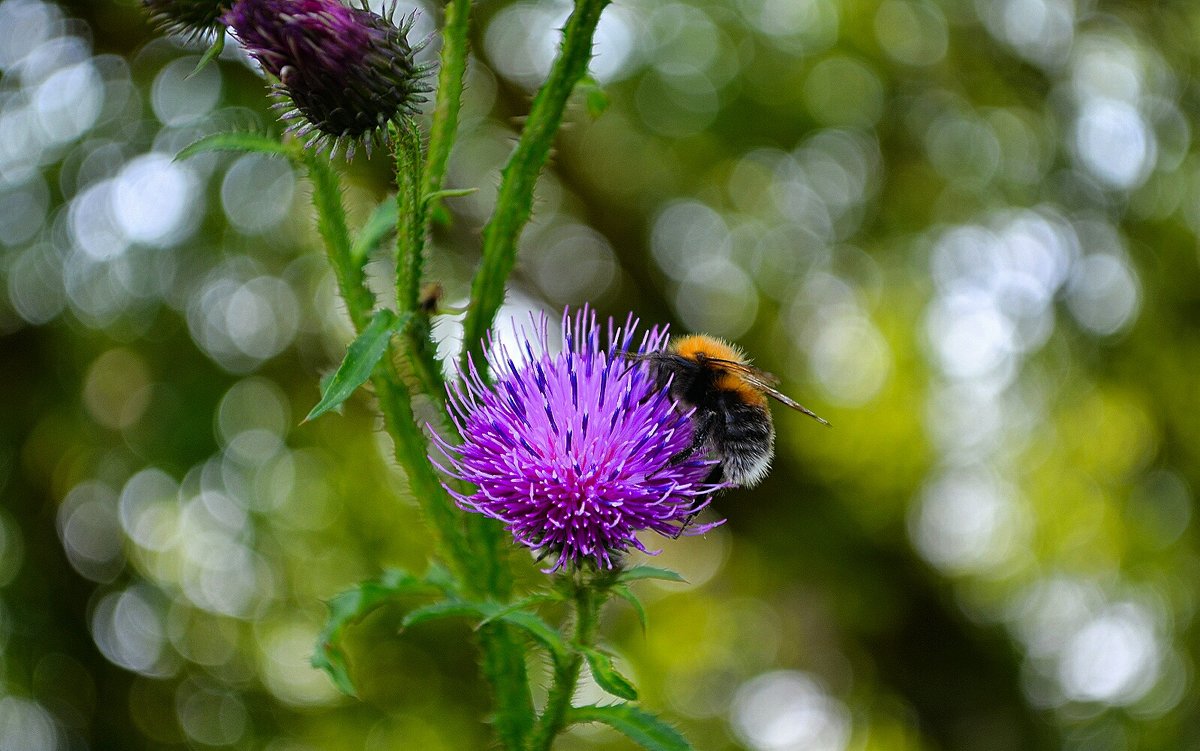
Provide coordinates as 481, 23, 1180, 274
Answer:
530, 579, 600, 751
405, 316, 450, 408
396, 117, 425, 315
369, 366, 476, 580
390, 0, 472, 407
423, 0, 471, 222
394, 119, 447, 405
480, 622, 537, 750
460, 0, 611, 373
301, 152, 374, 330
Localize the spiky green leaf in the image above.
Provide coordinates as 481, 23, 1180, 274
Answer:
617, 566, 687, 584
350, 198, 399, 264
400, 597, 569, 663
401, 599, 495, 630
311, 568, 431, 696
568, 704, 692, 751
304, 310, 411, 422
405, 597, 568, 660
497, 609, 570, 665
188, 33, 225, 78
477, 592, 566, 628
579, 74, 610, 118
581, 648, 638, 700
175, 131, 289, 161
424, 186, 478, 204
612, 584, 647, 632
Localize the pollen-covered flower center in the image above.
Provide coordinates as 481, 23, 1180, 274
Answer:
484, 352, 687, 546
534, 466, 619, 539
524, 436, 626, 523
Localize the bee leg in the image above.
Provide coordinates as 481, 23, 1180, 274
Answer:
673, 515, 692, 538
674, 506, 709, 538
669, 413, 715, 466
671, 414, 720, 539
673, 463, 726, 539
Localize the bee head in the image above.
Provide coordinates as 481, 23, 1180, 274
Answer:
621, 348, 712, 403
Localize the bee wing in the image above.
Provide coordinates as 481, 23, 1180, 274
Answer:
618, 350, 655, 362
758, 383, 832, 426
706, 358, 831, 427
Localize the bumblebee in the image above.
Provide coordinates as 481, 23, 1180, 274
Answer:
631, 334, 829, 487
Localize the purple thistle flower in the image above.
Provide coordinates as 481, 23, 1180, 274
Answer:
223, 0, 432, 158
432, 308, 723, 572
142, 0, 227, 40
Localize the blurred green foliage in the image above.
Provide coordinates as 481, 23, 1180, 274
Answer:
2, 0, 1199, 749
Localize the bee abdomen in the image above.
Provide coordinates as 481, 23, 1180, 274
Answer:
712, 399, 774, 487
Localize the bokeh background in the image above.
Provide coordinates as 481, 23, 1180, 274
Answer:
3, 0, 1199, 748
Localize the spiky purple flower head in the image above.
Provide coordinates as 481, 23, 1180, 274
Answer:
433, 308, 723, 572
223, 0, 432, 158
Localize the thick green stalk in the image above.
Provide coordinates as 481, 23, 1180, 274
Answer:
392, 0, 472, 407
393, 119, 447, 404
423, 0, 471, 220
460, 0, 611, 372
530, 580, 599, 751
396, 117, 426, 314
370, 367, 478, 576
301, 152, 374, 330
479, 622, 537, 749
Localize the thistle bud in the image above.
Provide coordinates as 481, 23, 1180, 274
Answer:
223, 0, 432, 158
